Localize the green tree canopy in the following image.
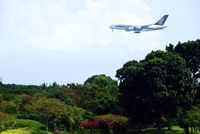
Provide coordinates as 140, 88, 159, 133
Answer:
116, 50, 194, 129
95, 114, 128, 125
0, 112, 16, 131
166, 39, 200, 105
30, 98, 65, 131
77, 74, 120, 115
95, 114, 128, 134
62, 105, 93, 131
166, 39, 200, 79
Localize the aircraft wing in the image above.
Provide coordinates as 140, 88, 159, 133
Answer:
141, 25, 168, 32
141, 24, 152, 29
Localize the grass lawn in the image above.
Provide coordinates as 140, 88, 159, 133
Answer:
0, 128, 53, 134
142, 126, 200, 134
0, 119, 53, 134
142, 126, 183, 134
16, 119, 44, 129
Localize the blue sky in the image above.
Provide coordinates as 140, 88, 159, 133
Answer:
0, 0, 200, 85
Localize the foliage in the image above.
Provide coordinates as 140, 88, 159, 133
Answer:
15, 94, 36, 119
0, 101, 17, 114
45, 87, 79, 106
178, 106, 200, 134
64, 105, 93, 128
166, 40, 200, 105
0, 39, 199, 133
116, 51, 194, 129
30, 98, 65, 131
51, 105, 93, 132
76, 74, 120, 114
79, 120, 127, 134
0, 112, 16, 131
79, 121, 101, 129
79, 114, 128, 134
95, 114, 128, 125
166, 39, 200, 79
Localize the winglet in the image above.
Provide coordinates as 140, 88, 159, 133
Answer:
154, 15, 169, 25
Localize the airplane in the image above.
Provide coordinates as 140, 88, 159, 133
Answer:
109, 15, 169, 33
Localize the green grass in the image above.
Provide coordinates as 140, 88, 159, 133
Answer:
16, 119, 44, 129
0, 119, 50, 134
142, 126, 184, 134
0, 128, 53, 134
142, 126, 200, 134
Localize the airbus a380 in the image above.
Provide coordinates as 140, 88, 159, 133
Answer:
109, 15, 169, 33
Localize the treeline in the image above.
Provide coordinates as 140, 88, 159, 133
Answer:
0, 75, 124, 133
116, 39, 200, 134
0, 39, 200, 134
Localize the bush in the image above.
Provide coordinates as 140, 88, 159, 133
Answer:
79, 114, 128, 134
0, 112, 16, 131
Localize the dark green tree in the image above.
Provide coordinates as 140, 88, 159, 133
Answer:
16, 94, 36, 118
45, 87, 79, 106
166, 39, 200, 105
0, 112, 16, 131
166, 39, 200, 79
95, 114, 128, 134
178, 105, 200, 134
0, 100, 16, 114
116, 51, 193, 130
62, 105, 93, 131
30, 98, 65, 131
76, 74, 120, 115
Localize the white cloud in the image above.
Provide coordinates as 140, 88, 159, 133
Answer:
0, 0, 161, 51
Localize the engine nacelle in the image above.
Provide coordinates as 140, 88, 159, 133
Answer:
125, 25, 142, 32
125, 26, 134, 32
133, 25, 142, 31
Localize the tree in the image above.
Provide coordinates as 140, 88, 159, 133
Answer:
62, 105, 93, 131
30, 98, 65, 131
166, 40, 200, 105
116, 51, 194, 130
178, 106, 200, 134
95, 114, 128, 134
76, 74, 120, 114
0, 101, 16, 114
0, 112, 16, 131
166, 39, 200, 79
45, 87, 79, 106
16, 94, 36, 118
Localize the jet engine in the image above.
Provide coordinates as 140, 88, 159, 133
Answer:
133, 25, 142, 31
125, 26, 134, 32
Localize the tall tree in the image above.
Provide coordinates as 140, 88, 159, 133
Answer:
30, 98, 65, 131
76, 74, 120, 115
166, 39, 200, 104
166, 39, 200, 79
116, 51, 194, 130
0, 112, 16, 131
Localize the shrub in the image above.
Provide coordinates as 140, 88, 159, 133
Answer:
0, 112, 16, 131
79, 114, 128, 134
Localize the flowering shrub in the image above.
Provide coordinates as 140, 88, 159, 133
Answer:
79, 121, 101, 129
79, 120, 127, 132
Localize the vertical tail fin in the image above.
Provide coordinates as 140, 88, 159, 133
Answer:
154, 15, 169, 25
